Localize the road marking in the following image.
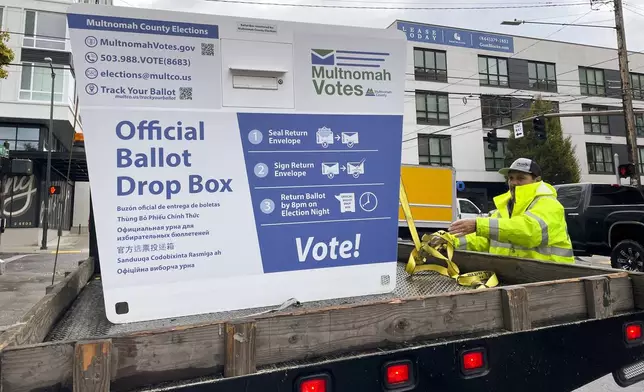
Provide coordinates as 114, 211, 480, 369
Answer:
4, 254, 31, 262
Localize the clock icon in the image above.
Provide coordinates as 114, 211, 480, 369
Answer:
359, 192, 378, 212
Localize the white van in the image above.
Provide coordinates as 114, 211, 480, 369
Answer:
457, 198, 483, 219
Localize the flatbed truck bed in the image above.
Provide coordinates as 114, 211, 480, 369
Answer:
0, 242, 643, 391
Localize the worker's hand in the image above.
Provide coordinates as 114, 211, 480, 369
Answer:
449, 219, 477, 237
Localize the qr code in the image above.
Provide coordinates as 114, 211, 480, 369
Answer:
179, 87, 193, 100
201, 43, 215, 56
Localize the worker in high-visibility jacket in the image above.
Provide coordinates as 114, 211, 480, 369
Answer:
446, 158, 574, 263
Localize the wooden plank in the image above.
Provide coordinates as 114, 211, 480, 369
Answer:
224, 321, 257, 377
1, 341, 75, 392
583, 277, 613, 319
2, 323, 226, 392
73, 340, 112, 392
397, 242, 622, 285
500, 287, 530, 331
631, 273, 644, 310
524, 274, 631, 327
0, 258, 94, 350
254, 289, 503, 366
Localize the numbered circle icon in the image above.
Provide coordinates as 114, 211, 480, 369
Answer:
254, 163, 269, 178
248, 129, 263, 145
260, 199, 275, 214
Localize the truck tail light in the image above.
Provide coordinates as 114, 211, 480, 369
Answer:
460, 348, 489, 377
383, 360, 415, 390
625, 322, 643, 343
296, 373, 331, 392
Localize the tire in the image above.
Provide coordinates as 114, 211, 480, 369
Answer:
610, 239, 644, 272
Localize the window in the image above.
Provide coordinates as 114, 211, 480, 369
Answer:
0, 7, 4, 29
582, 105, 610, 134
590, 184, 644, 206
415, 91, 450, 125
459, 199, 480, 214
484, 138, 508, 171
478, 56, 509, 87
528, 61, 557, 92
20, 62, 64, 102
418, 135, 452, 166
555, 185, 582, 209
636, 114, 644, 137
413, 48, 447, 82
23, 10, 66, 50
579, 67, 605, 96
631, 73, 644, 100
481, 96, 512, 128
0, 126, 40, 151
586, 143, 614, 174
640, 147, 644, 174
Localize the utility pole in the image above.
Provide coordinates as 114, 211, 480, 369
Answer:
613, 0, 640, 185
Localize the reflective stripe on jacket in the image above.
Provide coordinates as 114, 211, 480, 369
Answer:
453, 181, 574, 263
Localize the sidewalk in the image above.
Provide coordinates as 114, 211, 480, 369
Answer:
0, 232, 89, 255
0, 252, 88, 333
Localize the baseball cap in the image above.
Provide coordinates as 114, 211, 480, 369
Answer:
498, 158, 542, 177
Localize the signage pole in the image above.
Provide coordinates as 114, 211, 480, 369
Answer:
41, 59, 55, 250
614, 0, 640, 186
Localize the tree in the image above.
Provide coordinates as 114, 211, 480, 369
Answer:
0, 31, 15, 80
505, 96, 581, 185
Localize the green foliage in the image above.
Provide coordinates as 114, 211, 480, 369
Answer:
0, 31, 14, 80
505, 96, 581, 185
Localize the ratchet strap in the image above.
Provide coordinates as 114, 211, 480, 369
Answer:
399, 179, 499, 289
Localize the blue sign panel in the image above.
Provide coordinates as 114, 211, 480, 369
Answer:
397, 21, 514, 53
237, 113, 403, 273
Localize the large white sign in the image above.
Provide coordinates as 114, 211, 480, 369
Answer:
67, 3, 406, 323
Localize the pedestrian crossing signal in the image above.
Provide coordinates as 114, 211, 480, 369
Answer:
618, 163, 635, 178
49, 185, 61, 195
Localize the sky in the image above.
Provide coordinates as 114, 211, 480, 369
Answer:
110, 0, 644, 51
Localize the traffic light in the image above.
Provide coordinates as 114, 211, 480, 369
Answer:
487, 129, 498, 152
533, 116, 547, 141
618, 163, 635, 179
48, 185, 61, 196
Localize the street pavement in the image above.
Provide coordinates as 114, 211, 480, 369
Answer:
0, 251, 641, 390
0, 251, 89, 332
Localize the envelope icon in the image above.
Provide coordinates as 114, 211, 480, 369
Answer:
347, 159, 365, 176
322, 162, 340, 177
311, 49, 335, 65
341, 132, 359, 147
316, 127, 334, 147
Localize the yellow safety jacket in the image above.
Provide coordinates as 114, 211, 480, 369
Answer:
452, 181, 574, 263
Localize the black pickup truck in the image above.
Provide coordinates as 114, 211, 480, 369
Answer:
554, 182, 644, 271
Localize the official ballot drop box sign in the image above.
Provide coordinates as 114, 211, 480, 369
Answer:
67, 3, 406, 323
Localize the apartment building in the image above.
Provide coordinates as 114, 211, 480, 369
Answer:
388, 20, 644, 210
0, 0, 110, 243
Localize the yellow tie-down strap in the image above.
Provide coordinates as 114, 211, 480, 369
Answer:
399, 179, 499, 289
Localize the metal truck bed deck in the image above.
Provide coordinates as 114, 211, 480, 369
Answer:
46, 261, 473, 341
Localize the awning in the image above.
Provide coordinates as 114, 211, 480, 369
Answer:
8, 150, 89, 182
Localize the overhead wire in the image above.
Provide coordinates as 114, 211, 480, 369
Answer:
203, 0, 591, 10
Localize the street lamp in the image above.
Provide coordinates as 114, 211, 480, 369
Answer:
501, 19, 615, 29
41, 57, 55, 250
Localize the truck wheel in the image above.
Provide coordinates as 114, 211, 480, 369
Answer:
611, 240, 644, 272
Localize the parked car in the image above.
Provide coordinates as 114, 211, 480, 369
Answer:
554, 182, 644, 271
457, 197, 483, 219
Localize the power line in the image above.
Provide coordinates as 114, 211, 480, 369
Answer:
204, 0, 590, 10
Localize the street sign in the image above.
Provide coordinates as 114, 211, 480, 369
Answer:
67, 4, 406, 323
513, 123, 524, 139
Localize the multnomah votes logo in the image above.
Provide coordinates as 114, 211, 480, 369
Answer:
310, 48, 393, 98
